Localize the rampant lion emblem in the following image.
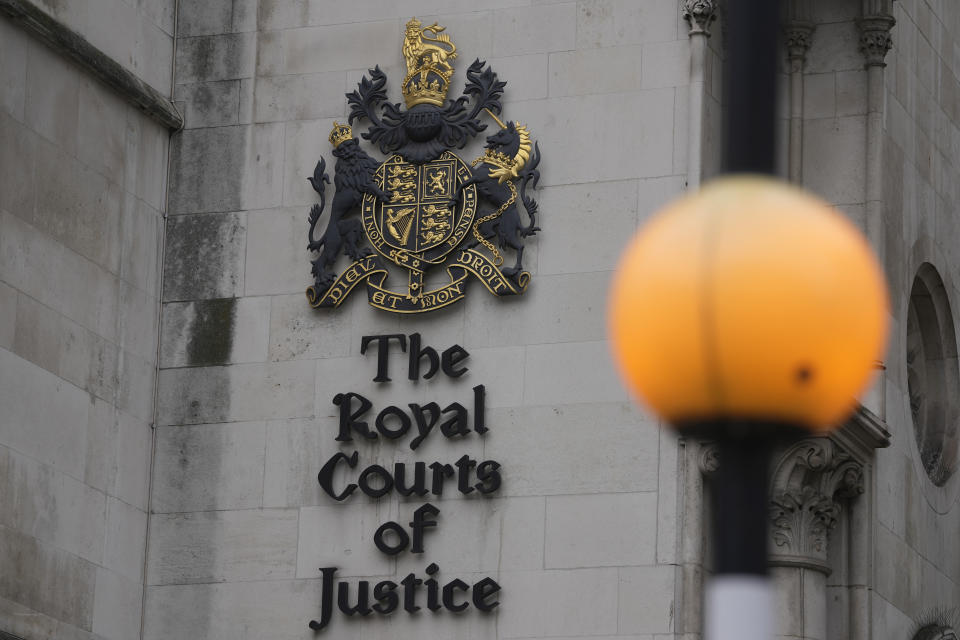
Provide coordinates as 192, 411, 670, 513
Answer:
305, 18, 542, 314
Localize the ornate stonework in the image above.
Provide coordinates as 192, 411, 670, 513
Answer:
916, 626, 960, 640
858, 14, 895, 67
768, 438, 864, 572
783, 22, 814, 64
699, 436, 867, 573
682, 0, 718, 36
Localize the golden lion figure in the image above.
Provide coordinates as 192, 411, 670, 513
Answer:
403, 18, 457, 83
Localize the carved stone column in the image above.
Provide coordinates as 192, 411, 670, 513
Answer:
783, 0, 814, 183
699, 408, 890, 640
682, 0, 718, 189
857, 0, 895, 446
769, 439, 864, 573
767, 439, 864, 640
682, 0, 718, 36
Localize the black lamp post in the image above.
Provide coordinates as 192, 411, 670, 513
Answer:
608, 1, 889, 639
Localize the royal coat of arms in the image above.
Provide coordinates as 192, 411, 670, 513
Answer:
305, 18, 542, 314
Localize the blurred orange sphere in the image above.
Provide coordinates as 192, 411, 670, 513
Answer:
608, 176, 889, 432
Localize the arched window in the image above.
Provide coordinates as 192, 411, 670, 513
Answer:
906, 264, 960, 486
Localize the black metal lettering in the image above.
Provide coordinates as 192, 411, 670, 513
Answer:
409, 503, 440, 554
425, 563, 442, 612
372, 580, 399, 614
400, 573, 423, 613
409, 402, 440, 450
472, 577, 501, 612
408, 332, 440, 380
337, 580, 372, 616
429, 462, 455, 495
317, 451, 359, 501
394, 461, 429, 497
475, 460, 501, 494
473, 384, 487, 434
360, 334, 407, 382
308, 567, 337, 630
441, 344, 470, 377
455, 455, 477, 495
374, 521, 409, 555
333, 392, 375, 442
376, 405, 411, 439
358, 464, 394, 498
439, 402, 469, 437
442, 578, 470, 613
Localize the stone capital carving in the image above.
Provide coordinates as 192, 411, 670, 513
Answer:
768, 438, 864, 572
783, 22, 814, 65
682, 0, 718, 37
858, 14, 895, 67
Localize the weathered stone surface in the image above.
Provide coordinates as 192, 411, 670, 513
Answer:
176, 80, 240, 129
642, 39, 690, 89
497, 568, 619, 637
618, 565, 676, 634
157, 359, 315, 425
77, 79, 127, 183
243, 206, 315, 295
545, 492, 658, 568
161, 296, 270, 367
0, 349, 89, 479
802, 115, 867, 206
549, 45, 642, 97
143, 579, 331, 640
23, 38, 80, 155
148, 509, 298, 585
176, 32, 256, 84
92, 567, 143, 640
523, 340, 629, 405
0, 445, 107, 565
102, 496, 148, 583
268, 293, 354, 361
0, 17, 28, 119
167, 127, 245, 214
492, 3, 576, 57
13, 292, 62, 375
163, 211, 246, 300
296, 502, 394, 579
32, 138, 123, 272
253, 72, 346, 123
0, 525, 97, 631
152, 421, 266, 512
485, 402, 659, 496
576, 0, 684, 48
0, 281, 16, 349
0, 109, 37, 219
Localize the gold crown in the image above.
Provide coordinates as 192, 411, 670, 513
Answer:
329, 121, 353, 147
401, 17, 457, 108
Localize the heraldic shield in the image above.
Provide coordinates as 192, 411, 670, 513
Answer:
305, 17, 542, 314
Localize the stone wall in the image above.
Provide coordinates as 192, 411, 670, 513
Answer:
147, 0, 691, 638
0, 1, 174, 637
876, 0, 960, 634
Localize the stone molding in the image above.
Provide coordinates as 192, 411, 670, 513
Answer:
698, 407, 889, 573
857, 14, 896, 68
682, 0, 718, 37
0, 0, 183, 130
783, 0, 814, 65
768, 438, 864, 573
783, 22, 814, 64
